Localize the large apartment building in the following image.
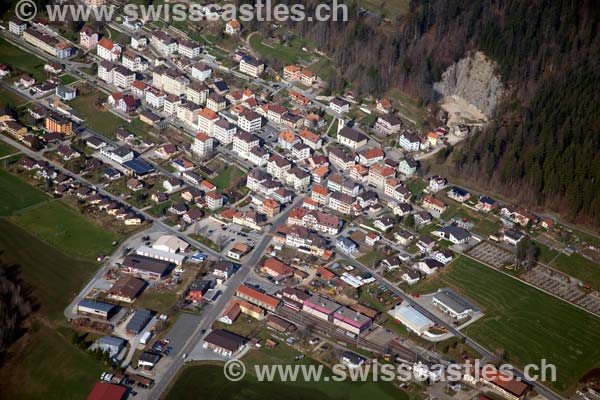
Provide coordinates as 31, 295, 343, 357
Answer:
23, 29, 73, 58
152, 67, 190, 96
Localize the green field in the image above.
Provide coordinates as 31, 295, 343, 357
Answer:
249, 33, 312, 64
60, 74, 79, 85
70, 89, 128, 137
0, 38, 46, 81
0, 141, 18, 157
10, 200, 119, 260
534, 241, 600, 289
165, 363, 404, 400
0, 220, 104, 399
408, 256, 600, 392
0, 168, 49, 216
212, 165, 245, 191
549, 253, 600, 289
0, 87, 28, 109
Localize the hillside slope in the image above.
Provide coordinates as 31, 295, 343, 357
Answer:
274, 0, 600, 226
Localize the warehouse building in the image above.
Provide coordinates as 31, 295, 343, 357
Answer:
135, 245, 186, 266
203, 329, 247, 357
333, 306, 373, 336
432, 288, 476, 319
302, 295, 341, 322
95, 336, 127, 357
107, 276, 146, 303
122, 254, 173, 280
77, 299, 118, 320
126, 309, 153, 335
388, 304, 434, 335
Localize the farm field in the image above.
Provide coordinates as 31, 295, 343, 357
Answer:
533, 241, 600, 290
547, 253, 600, 290
0, 141, 18, 157
407, 256, 600, 392
0, 168, 49, 216
212, 165, 245, 191
0, 87, 28, 109
165, 363, 404, 400
0, 38, 46, 81
69, 88, 127, 137
0, 220, 104, 399
249, 33, 312, 64
9, 200, 120, 260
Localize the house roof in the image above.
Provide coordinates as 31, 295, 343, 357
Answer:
338, 127, 367, 143
87, 382, 127, 400
236, 284, 280, 309
204, 329, 246, 352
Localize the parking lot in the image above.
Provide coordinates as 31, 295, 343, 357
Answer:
467, 241, 514, 268
191, 217, 262, 253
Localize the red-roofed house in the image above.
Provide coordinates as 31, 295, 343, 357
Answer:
87, 382, 127, 400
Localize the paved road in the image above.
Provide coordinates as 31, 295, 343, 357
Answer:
145, 195, 304, 399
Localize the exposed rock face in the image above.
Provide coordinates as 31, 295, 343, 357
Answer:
434, 51, 504, 118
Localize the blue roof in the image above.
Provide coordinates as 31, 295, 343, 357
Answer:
450, 186, 469, 196
124, 158, 155, 175
126, 308, 153, 333
78, 299, 116, 313
98, 336, 126, 347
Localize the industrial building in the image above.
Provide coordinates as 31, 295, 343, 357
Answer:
388, 304, 434, 335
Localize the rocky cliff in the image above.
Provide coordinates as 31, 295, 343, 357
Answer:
433, 51, 504, 118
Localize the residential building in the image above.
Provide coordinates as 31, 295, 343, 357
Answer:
337, 127, 368, 149
239, 57, 264, 77
196, 107, 219, 134
23, 29, 73, 58
113, 66, 135, 89
225, 19, 241, 35
191, 62, 212, 81
399, 132, 421, 152
97, 60, 116, 83
152, 67, 190, 96
232, 130, 260, 158
285, 167, 311, 190
97, 37, 121, 61
330, 97, 350, 114
9, 18, 27, 36
448, 186, 471, 202
433, 226, 471, 244
151, 31, 178, 54
238, 109, 262, 132
287, 207, 340, 234
300, 129, 322, 150
212, 119, 237, 144
184, 82, 208, 106
267, 154, 291, 179
45, 113, 73, 135
374, 114, 403, 135
79, 26, 98, 49
122, 50, 147, 72
359, 147, 385, 166
399, 158, 418, 176
422, 194, 447, 214
192, 132, 214, 158
177, 38, 201, 58
206, 93, 227, 112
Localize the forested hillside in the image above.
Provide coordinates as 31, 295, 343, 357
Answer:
250, 0, 600, 226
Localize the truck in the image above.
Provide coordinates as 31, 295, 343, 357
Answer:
140, 331, 152, 345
